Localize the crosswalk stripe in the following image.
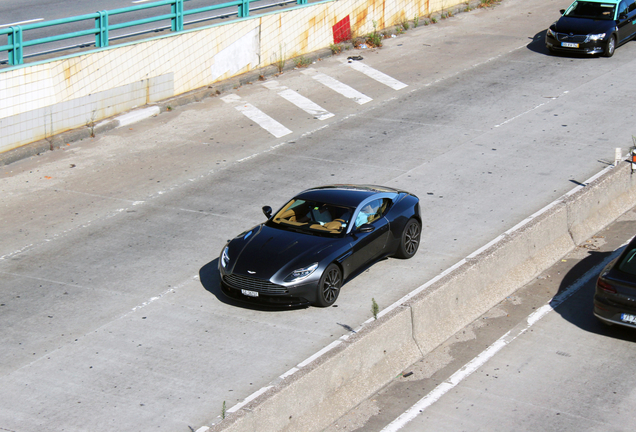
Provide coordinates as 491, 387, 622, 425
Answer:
302, 68, 372, 105
221, 95, 292, 138
343, 60, 408, 90
262, 81, 334, 120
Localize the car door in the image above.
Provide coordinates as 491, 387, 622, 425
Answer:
346, 198, 391, 272
616, 0, 636, 43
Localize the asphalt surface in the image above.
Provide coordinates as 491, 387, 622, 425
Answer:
328, 209, 636, 432
2, 0, 636, 430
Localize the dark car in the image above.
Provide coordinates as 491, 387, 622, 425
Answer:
594, 236, 636, 327
545, 0, 636, 57
218, 185, 421, 307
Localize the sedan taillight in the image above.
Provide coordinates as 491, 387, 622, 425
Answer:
597, 278, 617, 294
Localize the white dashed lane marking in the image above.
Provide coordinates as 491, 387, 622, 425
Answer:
302, 68, 372, 105
221, 94, 292, 138
262, 80, 334, 120
343, 60, 408, 90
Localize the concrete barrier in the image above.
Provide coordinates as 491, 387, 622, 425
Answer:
209, 161, 636, 432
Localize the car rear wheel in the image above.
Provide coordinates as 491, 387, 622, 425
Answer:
604, 35, 616, 57
315, 264, 342, 307
396, 218, 421, 259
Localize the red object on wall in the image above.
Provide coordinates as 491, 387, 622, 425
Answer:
332, 16, 351, 44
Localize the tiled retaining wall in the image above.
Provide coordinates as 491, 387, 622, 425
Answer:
0, 0, 462, 154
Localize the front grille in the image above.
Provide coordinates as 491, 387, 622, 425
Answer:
224, 274, 288, 295
556, 33, 587, 43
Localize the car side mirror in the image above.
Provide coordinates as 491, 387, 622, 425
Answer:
619, 12, 628, 19
357, 224, 375, 233
262, 206, 272, 218
559, 8, 565, 14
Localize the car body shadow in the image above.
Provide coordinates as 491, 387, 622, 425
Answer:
551, 249, 636, 343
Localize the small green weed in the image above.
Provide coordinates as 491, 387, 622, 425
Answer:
294, 56, 311, 68
372, 298, 379, 320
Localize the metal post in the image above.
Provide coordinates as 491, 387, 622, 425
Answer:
238, 0, 250, 18
95, 11, 109, 47
172, 0, 184, 32
8, 26, 23, 65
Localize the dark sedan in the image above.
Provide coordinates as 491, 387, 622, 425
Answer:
594, 236, 636, 328
218, 185, 421, 307
545, 0, 636, 57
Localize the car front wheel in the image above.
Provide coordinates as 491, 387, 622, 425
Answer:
396, 218, 421, 259
315, 264, 342, 307
604, 35, 616, 57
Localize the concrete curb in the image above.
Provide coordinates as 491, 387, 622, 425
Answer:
208, 161, 636, 432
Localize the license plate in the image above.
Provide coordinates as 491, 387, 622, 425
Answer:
621, 313, 636, 324
241, 289, 259, 297
561, 42, 579, 48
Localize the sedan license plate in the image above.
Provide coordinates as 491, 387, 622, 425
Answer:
241, 289, 259, 297
621, 313, 636, 324
561, 42, 579, 48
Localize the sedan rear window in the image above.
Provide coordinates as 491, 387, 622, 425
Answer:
618, 249, 636, 275
565, 1, 616, 19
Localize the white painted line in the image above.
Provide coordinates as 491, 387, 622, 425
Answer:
0, 18, 43, 28
302, 68, 372, 105
380, 248, 622, 432
234, 103, 292, 138
262, 80, 333, 119
116, 106, 160, 128
344, 61, 408, 90
227, 386, 273, 413
220, 94, 242, 103
222, 94, 292, 138
278, 89, 334, 120
297, 340, 342, 367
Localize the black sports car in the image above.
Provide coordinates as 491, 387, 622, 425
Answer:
545, 0, 636, 57
594, 236, 636, 328
218, 185, 421, 307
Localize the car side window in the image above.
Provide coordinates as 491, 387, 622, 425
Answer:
354, 198, 391, 228
629, 0, 636, 12
619, 0, 629, 16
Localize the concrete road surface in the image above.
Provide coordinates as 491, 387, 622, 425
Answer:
2, 0, 636, 430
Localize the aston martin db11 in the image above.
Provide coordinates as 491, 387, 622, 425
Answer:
218, 185, 421, 307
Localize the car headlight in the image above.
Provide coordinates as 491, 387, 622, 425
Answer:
547, 28, 556, 38
285, 263, 318, 282
221, 246, 230, 268
587, 33, 606, 41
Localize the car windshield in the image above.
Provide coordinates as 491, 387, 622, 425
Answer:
618, 248, 636, 275
268, 198, 353, 236
564, 1, 616, 20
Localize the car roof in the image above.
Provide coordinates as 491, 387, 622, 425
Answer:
295, 184, 400, 208
570, 0, 621, 5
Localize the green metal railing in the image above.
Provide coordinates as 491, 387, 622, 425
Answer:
0, 0, 308, 66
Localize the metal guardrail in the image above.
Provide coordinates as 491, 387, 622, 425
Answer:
0, 0, 307, 66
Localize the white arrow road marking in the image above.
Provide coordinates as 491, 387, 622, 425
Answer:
302, 68, 372, 105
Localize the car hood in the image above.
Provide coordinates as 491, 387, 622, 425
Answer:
228, 224, 337, 280
554, 16, 614, 35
